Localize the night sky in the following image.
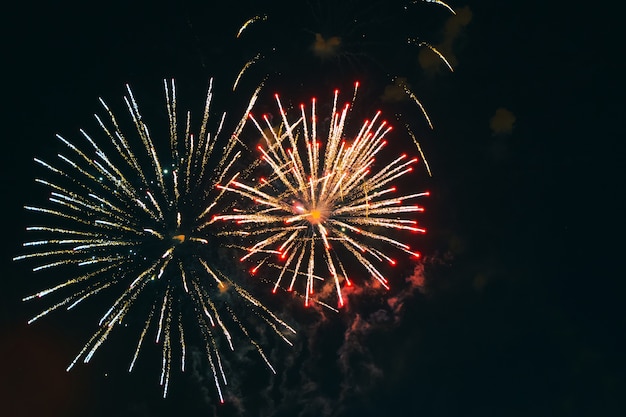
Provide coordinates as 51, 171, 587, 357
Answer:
2, 1, 624, 416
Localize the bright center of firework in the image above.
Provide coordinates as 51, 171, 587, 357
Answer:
172, 234, 186, 243
307, 209, 323, 224
292, 200, 328, 225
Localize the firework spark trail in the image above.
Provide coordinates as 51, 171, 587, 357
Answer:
14, 79, 295, 400
236, 14, 268, 38
217, 86, 429, 308
421, 0, 456, 15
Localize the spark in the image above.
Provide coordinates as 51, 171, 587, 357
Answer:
236, 15, 267, 38
394, 78, 434, 130
217, 85, 428, 307
14, 79, 295, 401
419, 0, 456, 15
409, 39, 454, 72
405, 124, 433, 177
233, 53, 261, 91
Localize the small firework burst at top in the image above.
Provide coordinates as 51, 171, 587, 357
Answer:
217, 83, 429, 308
13, 79, 295, 402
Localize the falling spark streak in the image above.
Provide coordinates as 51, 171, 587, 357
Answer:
217, 85, 428, 307
233, 54, 261, 91
395, 78, 434, 129
14, 79, 294, 401
419, 41, 454, 72
236, 15, 267, 38
406, 125, 433, 177
420, 0, 456, 15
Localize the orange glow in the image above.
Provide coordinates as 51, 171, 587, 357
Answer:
172, 234, 185, 243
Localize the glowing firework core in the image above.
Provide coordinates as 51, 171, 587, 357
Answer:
291, 201, 328, 225
308, 208, 323, 223
172, 234, 186, 243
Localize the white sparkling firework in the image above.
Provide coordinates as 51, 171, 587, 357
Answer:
14, 79, 295, 402
217, 85, 428, 308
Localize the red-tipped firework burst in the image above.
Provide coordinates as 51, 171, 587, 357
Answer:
218, 84, 428, 308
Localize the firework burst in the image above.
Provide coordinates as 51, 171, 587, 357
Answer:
217, 84, 428, 308
13, 79, 295, 402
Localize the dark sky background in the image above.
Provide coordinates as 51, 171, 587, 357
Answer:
1, 1, 624, 416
